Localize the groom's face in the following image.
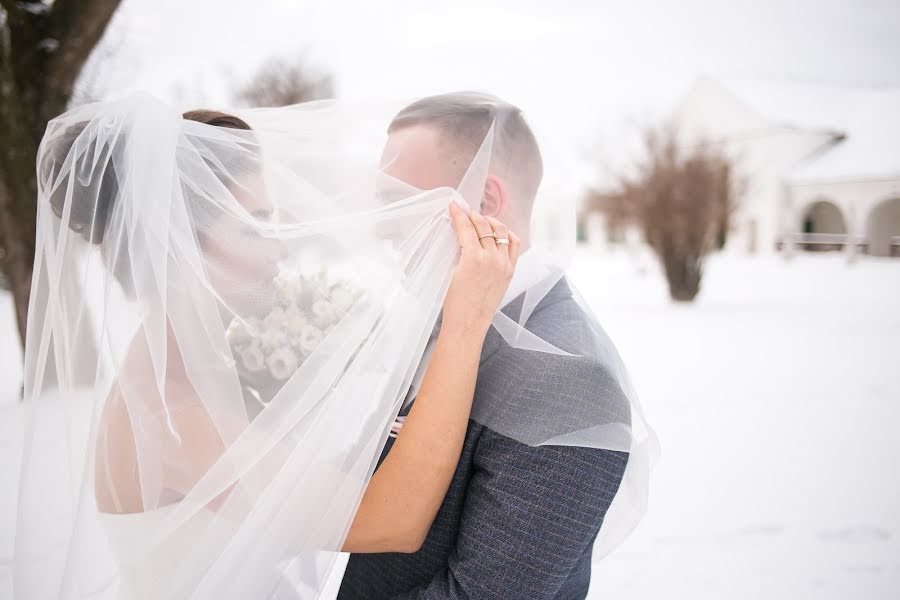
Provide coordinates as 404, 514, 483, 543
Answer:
376, 125, 465, 246
380, 125, 460, 192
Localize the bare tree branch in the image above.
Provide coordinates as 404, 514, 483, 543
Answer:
0, 1, 38, 26
600, 127, 741, 301
236, 56, 334, 108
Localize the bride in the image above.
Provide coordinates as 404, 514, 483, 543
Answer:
15, 95, 519, 599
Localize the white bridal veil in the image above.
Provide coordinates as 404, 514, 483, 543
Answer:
14, 92, 656, 599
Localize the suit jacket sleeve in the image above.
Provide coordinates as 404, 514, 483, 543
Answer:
392, 355, 630, 599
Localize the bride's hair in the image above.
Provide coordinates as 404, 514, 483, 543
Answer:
46, 109, 252, 244
388, 92, 543, 216
182, 110, 251, 131
43, 109, 254, 295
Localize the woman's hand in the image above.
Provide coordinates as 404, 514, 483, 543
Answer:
441, 202, 521, 338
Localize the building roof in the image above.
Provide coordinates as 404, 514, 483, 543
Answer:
717, 78, 900, 184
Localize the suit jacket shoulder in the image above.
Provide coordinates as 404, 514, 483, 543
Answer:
472, 278, 632, 446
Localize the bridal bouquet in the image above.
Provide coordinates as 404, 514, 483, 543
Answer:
226, 269, 362, 404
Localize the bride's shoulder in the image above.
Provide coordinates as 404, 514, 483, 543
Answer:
104, 329, 197, 406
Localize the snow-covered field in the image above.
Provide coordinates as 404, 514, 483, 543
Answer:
570, 249, 900, 600
1, 249, 898, 599
0, 291, 22, 600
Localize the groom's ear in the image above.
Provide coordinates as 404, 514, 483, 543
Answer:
480, 174, 506, 217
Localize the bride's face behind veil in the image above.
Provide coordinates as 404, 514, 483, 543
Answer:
196, 171, 286, 318
182, 111, 287, 318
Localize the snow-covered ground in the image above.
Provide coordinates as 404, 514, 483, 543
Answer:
1, 249, 898, 599
569, 249, 900, 600
0, 292, 22, 599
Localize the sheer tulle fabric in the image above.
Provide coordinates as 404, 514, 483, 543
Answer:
14, 93, 656, 599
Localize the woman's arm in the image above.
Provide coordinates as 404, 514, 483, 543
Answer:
342, 205, 519, 553
95, 203, 519, 553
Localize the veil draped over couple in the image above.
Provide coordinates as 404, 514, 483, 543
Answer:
14, 91, 657, 599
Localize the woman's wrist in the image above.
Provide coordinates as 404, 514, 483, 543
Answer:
436, 316, 491, 347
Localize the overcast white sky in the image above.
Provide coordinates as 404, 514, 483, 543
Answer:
82, 0, 900, 182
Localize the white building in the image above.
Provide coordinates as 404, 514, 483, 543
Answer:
672, 77, 900, 257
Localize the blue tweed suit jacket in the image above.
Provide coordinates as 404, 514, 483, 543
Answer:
337, 278, 630, 599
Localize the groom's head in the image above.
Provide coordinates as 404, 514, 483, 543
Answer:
382, 91, 543, 241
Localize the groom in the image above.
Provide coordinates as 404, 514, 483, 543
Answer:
338, 93, 630, 599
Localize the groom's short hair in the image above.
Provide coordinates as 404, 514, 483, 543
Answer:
388, 92, 543, 215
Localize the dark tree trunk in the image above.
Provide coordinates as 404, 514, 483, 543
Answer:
661, 248, 703, 302
0, 0, 121, 347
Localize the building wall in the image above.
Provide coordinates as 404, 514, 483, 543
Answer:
787, 178, 900, 256
672, 78, 836, 255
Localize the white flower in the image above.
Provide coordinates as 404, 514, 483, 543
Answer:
275, 274, 303, 300
312, 299, 339, 326
247, 317, 262, 335
226, 318, 253, 346
329, 285, 357, 312
239, 343, 266, 372
259, 329, 289, 353
263, 306, 288, 331
266, 347, 299, 380
283, 306, 310, 335
299, 324, 324, 355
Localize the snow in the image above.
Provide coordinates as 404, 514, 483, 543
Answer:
569, 248, 900, 599
0, 293, 22, 598
2, 250, 899, 598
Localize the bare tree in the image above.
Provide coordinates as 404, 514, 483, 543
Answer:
235, 56, 334, 108
583, 189, 635, 244
0, 0, 121, 346
605, 128, 738, 302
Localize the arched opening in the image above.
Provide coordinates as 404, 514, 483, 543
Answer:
802, 200, 847, 234
798, 200, 847, 252
865, 197, 900, 257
